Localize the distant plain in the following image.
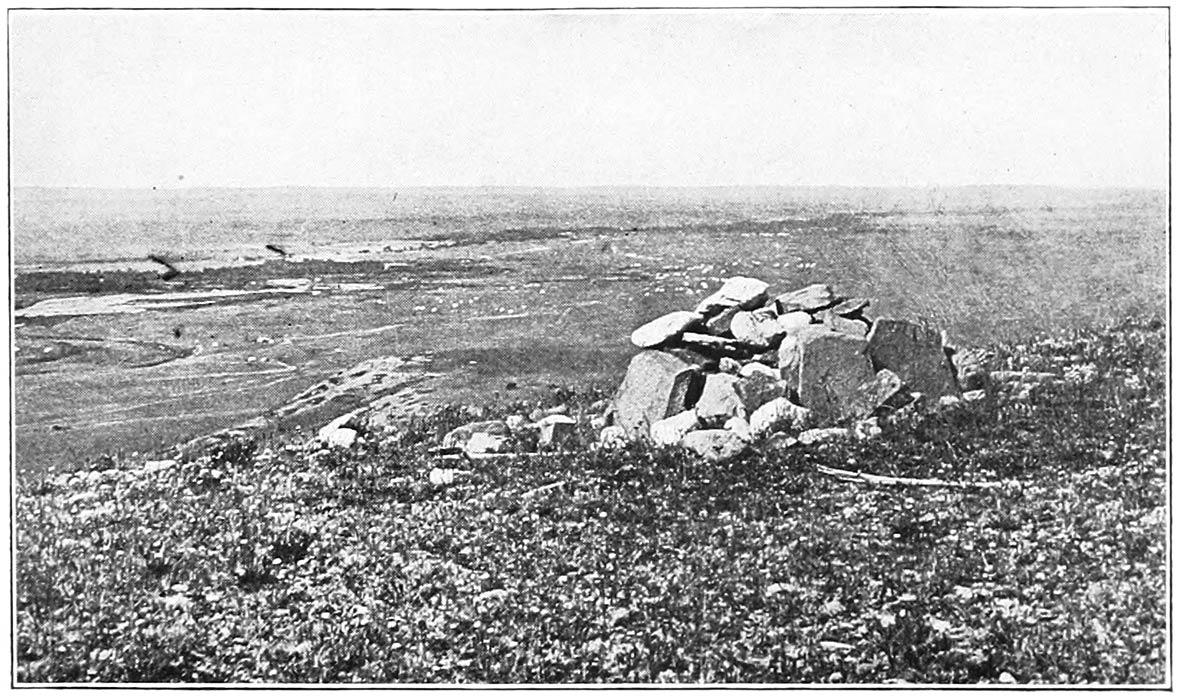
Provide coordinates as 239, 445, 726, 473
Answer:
11, 186, 1167, 474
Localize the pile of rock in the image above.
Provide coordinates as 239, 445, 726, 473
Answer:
600, 277, 974, 463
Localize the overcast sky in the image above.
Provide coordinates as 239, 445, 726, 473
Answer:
8, 9, 1169, 189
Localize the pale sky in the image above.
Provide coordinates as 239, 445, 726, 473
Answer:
8, 9, 1169, 189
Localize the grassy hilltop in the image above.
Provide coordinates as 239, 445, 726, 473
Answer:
15, 315, 1167, 684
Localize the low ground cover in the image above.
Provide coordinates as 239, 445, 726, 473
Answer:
15, 316, 1167, 684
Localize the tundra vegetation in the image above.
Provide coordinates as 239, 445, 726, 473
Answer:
15, 314, 1166, 684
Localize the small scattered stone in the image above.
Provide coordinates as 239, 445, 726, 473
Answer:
718, 357, 742, 374
798, 427, 852, 445
650, 410, 700, 446
537, 414, 576, 448
598, 425, 628, 449
680, 429, 750, 464
950, 347, 990, 391
443, 420, 512, 450
852, 368, 905, 417
853, 417, 883, 440
774, 283, 840, 313
962, 389, 986, 402
465, 431, 511, 455
505, 414, 528, 431
322, 427, 358, 449
630, 310, 704, 349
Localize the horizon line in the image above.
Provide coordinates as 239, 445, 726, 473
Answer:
10, 183, 1168, 191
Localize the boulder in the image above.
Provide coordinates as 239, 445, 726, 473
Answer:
780, 327, 876, 421
680, 429, 750, 464
749, 397, 813, 437
777, 311, 813, 333
613, 351, 703, 440
851, 368, 905, 417
774, 284, 840, 314
729, 311, 777, 348
631, 310, 704, 349
442, 420, 512, 450
537, 414, 577, 448
650, 410, 700, 446
695, 373, 748, 426
694, 276, 770, 316
866, 319, 959, 398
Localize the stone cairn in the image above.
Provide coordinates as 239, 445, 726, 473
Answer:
600, 277, 984, 464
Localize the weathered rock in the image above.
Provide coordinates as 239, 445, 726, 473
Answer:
694, 276, 770, 316
739, 361, 780, 381
774, 284, 841, 314
537, 414, 577, 448
680, 429, 750, 464
777, 311, 814, 333
780, 327, 876, 421
798, 427, 852, 445
650, 410, 700, 446
724, 416, 753, 442
832, 297, 870, 317
718, 357, 742, 374
695, 373, 748, 426
736, 370, 787, 413
704, 306, 742, 336
749, 397, 813, 437
820, 310, 870, 337
613, 351, 703, 440
866, 319, 959, 398
630, 310, 704, 349
729, 311, 778, 348
852, 368, 905, 417
442, 420, 512, 450
949, 348, 989, 391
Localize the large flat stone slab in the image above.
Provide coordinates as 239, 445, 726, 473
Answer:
613, 350, 703, 440
631, 311, 704, 349
866, 319, 959, 398
774, 284, 841, 314
695, 276, 770, 316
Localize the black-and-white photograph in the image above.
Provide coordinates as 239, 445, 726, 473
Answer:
8, 5, 1170, 686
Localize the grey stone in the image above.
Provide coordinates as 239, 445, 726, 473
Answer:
680, 429, 750, 464
694, 276, 770, 316
798, 427, 852, 445
729, 311, 778, 348
736, 370, 786, 413
631, 310, 704, 349
852, 368, 905, 417
723, 416, 754, 442
718, 357, 742, 374
749, 397, 813, 437
650, 410, 700, 446
695, 373, 748, 426
703, 305, 742, 336
774, 284, 841, 314
832, 297, 871, 317
598, 425, 628, 449
781, 327, 876, 421
950, 348, 990, 391
866, 319, 960, 398
777, 311, 814, 333
852, 417, 883, 440
443, 420, 512, 450
739, 361, 780, 381
537, 414, 576, 448
613, 351, 703, 440
322, 427, 359, 449
820, 309, 870, 337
